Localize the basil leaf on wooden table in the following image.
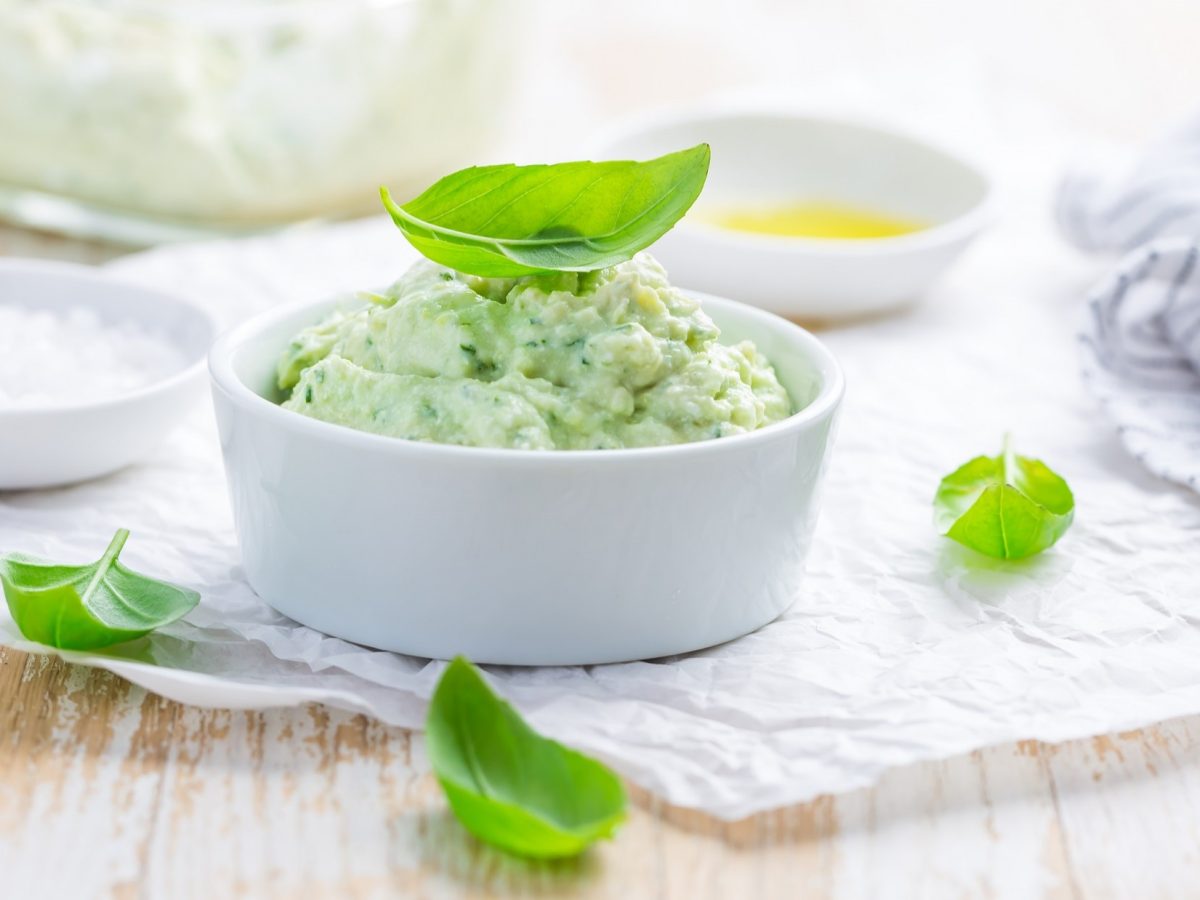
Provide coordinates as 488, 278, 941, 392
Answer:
0, 528, 199, 650
381, 144, 711, 277
934, 437, 1075, 559
426, 656, 627, 858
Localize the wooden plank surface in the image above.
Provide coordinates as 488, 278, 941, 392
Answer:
3, 646, 1199, 899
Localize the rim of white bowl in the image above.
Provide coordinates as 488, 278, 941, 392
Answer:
209, 291, 846, 466
592, 107, 998, 256
0, 258, 217, 418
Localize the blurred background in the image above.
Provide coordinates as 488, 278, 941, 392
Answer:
2, 0, 1197, 246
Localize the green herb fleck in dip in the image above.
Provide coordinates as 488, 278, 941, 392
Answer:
277, 254, 793, 450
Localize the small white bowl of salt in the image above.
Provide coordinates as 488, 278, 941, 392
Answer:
0, 260, 215, 489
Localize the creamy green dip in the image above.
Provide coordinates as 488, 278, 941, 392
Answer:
277, 254, 793, 450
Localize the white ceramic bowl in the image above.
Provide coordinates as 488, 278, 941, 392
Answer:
210, 294, 843, 665
0, 260, 215, 489
597, 110, 994, 320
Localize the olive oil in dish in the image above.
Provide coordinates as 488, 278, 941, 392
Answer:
701, 202, 925, 240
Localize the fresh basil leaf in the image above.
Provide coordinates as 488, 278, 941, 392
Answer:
934, 437, 1075, 559
426, 656, 627, 858
0, 529, 199, 650
381, 144, 711, 277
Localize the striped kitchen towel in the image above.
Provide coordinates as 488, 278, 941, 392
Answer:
1058, 116, 1200, 254
1058, 118, 1200, 492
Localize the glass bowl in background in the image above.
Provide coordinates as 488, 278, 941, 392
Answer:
0, 0, 515, 244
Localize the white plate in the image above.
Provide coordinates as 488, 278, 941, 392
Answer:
0, 260, 216, 489
596, 109, 995, 320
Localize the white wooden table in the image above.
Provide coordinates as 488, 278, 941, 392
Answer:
4, 638, 1199, 898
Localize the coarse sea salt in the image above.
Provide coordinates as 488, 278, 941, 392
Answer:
0, 304, 186, 409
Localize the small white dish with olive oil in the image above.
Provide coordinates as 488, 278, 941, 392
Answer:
597, 110, 994, 320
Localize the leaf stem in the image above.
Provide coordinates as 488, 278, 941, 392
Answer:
1001, 433, 1016, 487
103, 528, 131, 567
78, 528, 130, 608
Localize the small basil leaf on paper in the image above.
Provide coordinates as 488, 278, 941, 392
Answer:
934, 437, 1075, 560
381, 144, 711, 277
0, 529, 199, 650
426, 656, 627, 858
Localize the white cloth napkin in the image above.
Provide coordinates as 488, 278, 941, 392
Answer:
1058, 116, 1200, 491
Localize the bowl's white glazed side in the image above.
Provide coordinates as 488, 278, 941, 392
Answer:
653, 224, 979, 319
211, 297, 842, 665
213, 413, 835, 664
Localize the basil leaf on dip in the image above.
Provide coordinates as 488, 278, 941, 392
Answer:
381, 144, 710, 277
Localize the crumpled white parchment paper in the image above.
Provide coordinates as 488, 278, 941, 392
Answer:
2, 184, 1198, 820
